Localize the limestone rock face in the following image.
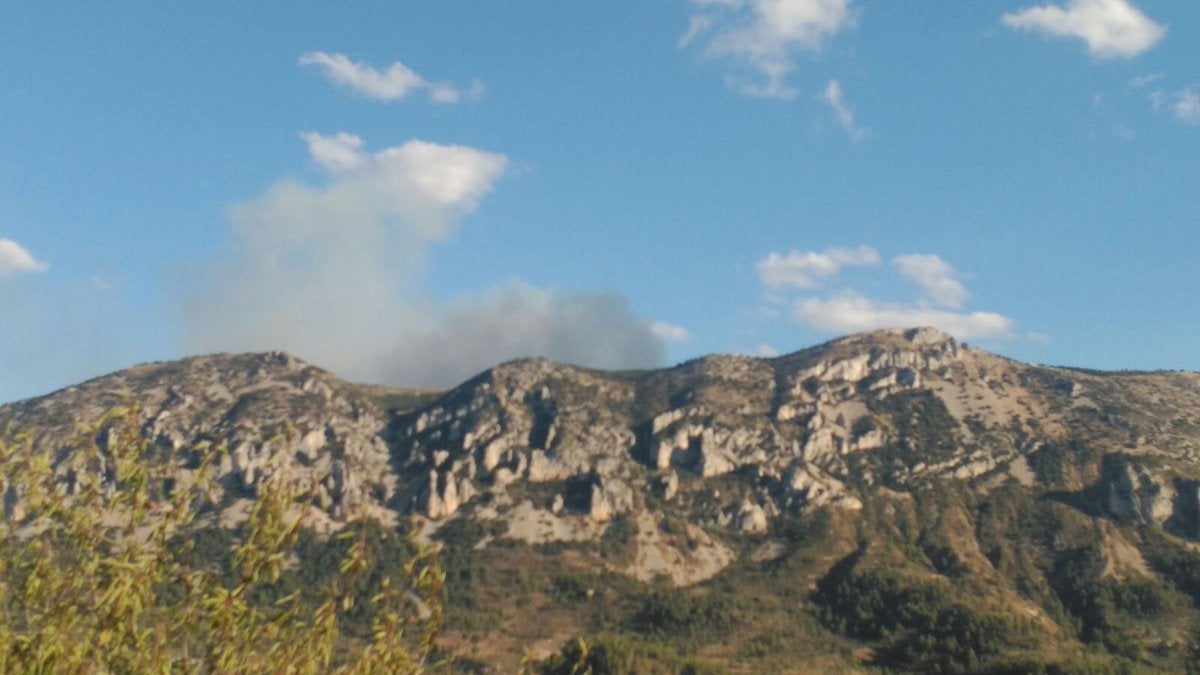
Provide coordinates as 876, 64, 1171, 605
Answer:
394, 359, 639, 521
387, 326, 1064, 545
1101, 455, 1180, 528
0, 352, 397, 528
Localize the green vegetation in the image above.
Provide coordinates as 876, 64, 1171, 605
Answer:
628, 590, 738, 643
1029, 442, 1068, 485
1049, 547, 1178, 658
537, 635, 714, 675
370, 389, 445, 414
813, 553, 1036, 672
1143, 531, 1200, 605
0, 403, 443, 673
865, 390, 961, 481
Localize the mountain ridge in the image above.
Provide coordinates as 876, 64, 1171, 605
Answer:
5, 327, 1200, 671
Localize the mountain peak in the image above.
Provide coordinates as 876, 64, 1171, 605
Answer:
805, 325, 959, 358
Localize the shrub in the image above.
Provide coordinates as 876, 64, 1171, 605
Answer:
536, 635, 711, 675
627, 589, 737, 642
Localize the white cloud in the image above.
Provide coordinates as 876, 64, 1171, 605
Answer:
295, 130, 508, 212
0, 239, 48, 276
1001, 0, 1165, 59
793, 293, 1014, 340
1130, 72, 1163, 88
650, 320, 691, 343
821, 79, 868, 141
682, 0, 855, 98
758, 247, 1014, 340
753, 343, 781, 357
298, 51, 482, 103
757, 245, 879, 289
180, 133, 666, 387
428, 79, 484, 104
300, 131, 366, 173
1174, 88, 1200, 124
892, 253, 967, 309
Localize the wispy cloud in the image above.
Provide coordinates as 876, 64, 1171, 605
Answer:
650, 320, 691, 343
179, 132, 665, 387
0, 239, 48, 276
678, 15, 714, 48
753, 343, 781, 357
757, 245, 879, 289
892, 253, 967, 309
1148, 86, 1200, 125
298, 51, 483, 103
758, 247, 1013, 340
1129, 72, 1163, 88
681, 0, 855, 98
1026, 331, 1052, 345
1001, 0, 1165, 59
1174, 88, 1200, 125
821, 79, 868, 141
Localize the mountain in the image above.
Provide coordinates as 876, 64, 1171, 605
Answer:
4, 327, 1200, 672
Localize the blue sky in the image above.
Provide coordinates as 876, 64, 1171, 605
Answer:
1, 0, 1198, 403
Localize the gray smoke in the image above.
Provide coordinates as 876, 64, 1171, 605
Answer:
178, 132, 666, 386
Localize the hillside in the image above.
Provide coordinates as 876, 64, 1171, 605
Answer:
4, 327, 1200, 672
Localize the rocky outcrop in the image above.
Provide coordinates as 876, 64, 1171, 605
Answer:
785, 463, 862, 511
735, 500, 769, 534
396, 359, 637, 520
1100, 455, 1181, 528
